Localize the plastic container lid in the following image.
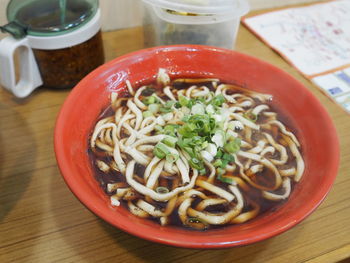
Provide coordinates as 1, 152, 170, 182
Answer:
142, 0, 249, 15
27, 9, 101, 50
5, 0, 98, 37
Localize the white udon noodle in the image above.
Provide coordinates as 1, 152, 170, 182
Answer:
90, 70, 305, 230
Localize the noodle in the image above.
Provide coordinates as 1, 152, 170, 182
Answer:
90, 69, 304, 230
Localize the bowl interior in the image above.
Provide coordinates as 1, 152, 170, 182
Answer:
55, 45, 339, 248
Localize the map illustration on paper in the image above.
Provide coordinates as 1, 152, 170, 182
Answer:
244, 0, 350, 77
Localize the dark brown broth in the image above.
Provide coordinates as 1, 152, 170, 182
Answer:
88, 80, 301, 231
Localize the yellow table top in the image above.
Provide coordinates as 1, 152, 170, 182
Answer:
1, 10, 349, 263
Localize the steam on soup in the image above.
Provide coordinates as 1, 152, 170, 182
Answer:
89, 69, 304, 230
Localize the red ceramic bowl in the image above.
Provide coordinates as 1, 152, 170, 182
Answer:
54, 45, 339, 248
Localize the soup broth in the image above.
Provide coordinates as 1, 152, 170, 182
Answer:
88, 70, 304, 230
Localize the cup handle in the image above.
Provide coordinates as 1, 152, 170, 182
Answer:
0, 36, 43, 98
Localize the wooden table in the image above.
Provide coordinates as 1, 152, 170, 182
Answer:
1, 13, 349, 263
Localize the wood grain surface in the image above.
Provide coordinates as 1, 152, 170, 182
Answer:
1, 11, 349, 263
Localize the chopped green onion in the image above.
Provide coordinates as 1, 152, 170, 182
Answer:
183, 147, 196, 158
177, 137, 207, 161
191, 157, 200, 164
142, 95, 158, 105
191, 103, 205, 115
191, 136, 204, 145
163, 124, 178, 136
201, 141, 209, 149
162, 136, 178, 147
186, 148, 197, 159
217, 175, 233, 184
182, 115, 190, 122
206, 104, 215, 114
212, 130, 225, 148
222, 153, 235, 163
186, 97, 205, 109
179, 114, 216, 139
221, 159, 229, 168
179, 95, 189, 107
153, 142, 179, 163
210, 94, 225, 107
181, 106, 191, 115
213, 159, 223, 167
164, 100, 175, 108
224, 138, 241, 154
199, 168, 206, 175
166, 153, 179, 163
209, 117, 216, 129
162, 112, 173, 121
215, 148, 224, 158
148, 103, 160, 113
160, 106, 172, 113
216, 167, 226, 176
156, 186, 169, 194
153, 144, 167, 159
178, 123, 196, 137
189, 157, 204, 170
142, 111, 153, 118
153, 142, 170, 158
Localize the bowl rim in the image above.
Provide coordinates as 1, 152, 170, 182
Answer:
54, 45, 340, 248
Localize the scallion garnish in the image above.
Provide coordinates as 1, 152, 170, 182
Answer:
175, 102, 181, 108
179, 95, 189, 107
160, 106, 173, 113
163, 124, 179, 136
224, 137, 241, 154
222, 153, 235, 163
142, 111, 153, 118
191, 103, 205, 115
213, 159, 223, 167
153, 142, 179, 163
148, 103, 160, 113
166, 153, 179, 163
153, 143, 167, 159
217, 175, 233, 184
147, 85, 236, 174
189, 157, 204, 170
215, 148, 224, 158
216, 167, 226, 176
162, 136, 178, 147
210, 94, 225, 107
142, 95, 158, 105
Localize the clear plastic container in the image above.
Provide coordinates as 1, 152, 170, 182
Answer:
142, 0, 249, 49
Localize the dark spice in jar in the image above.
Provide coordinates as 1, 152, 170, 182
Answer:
33, 30, 104, 89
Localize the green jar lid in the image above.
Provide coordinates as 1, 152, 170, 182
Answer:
2, 0, 98, 38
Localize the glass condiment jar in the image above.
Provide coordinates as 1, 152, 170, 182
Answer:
0, 0, 105, 98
